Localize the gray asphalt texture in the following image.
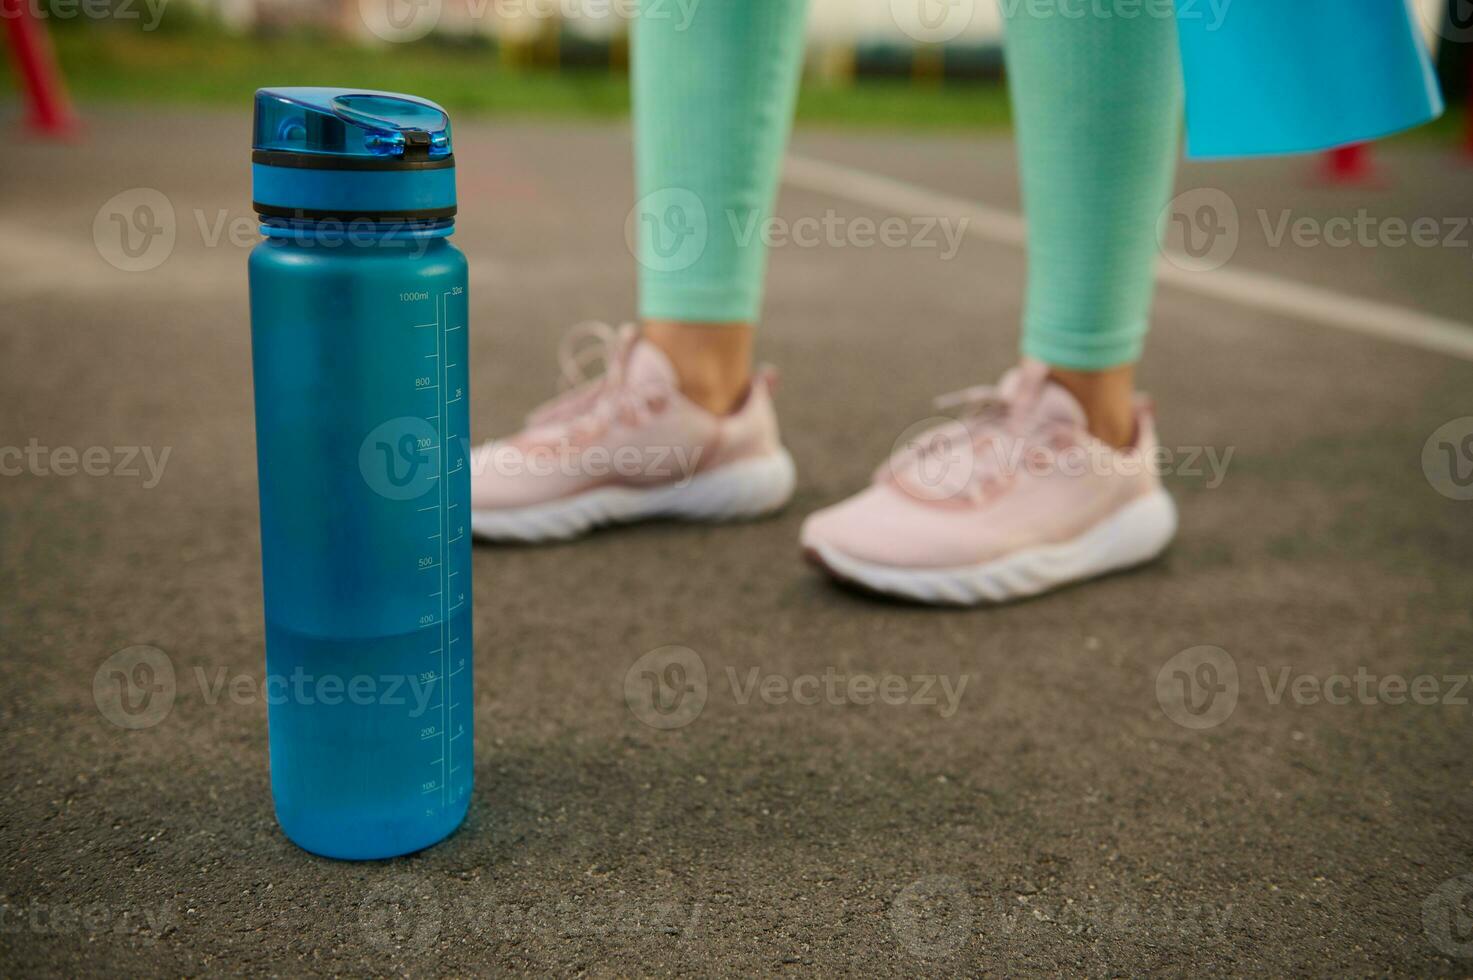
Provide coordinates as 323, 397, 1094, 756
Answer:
2, 107, 1473, 976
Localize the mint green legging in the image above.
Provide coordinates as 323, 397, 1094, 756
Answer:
632, 2, 1183, 370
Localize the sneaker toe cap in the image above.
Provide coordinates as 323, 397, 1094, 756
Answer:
802, 484, 983, 569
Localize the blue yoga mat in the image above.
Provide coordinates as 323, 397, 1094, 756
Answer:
1176, 0, 1444, 159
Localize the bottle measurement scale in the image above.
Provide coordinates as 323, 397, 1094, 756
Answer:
410, 285, 471, 823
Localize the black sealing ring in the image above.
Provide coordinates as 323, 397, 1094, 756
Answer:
253, 202, 458, 222
252, 149, 455, 172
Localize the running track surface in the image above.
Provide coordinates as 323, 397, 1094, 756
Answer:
3, 109, 1472, 975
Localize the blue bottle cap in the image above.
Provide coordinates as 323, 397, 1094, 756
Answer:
252, 87, 456, 222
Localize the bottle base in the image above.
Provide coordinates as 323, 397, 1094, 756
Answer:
274, 792, 471, 861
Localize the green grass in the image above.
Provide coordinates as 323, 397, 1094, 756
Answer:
798, 79, 1013, 130
36, 28, 635, 118
7, 26, 1016, 130
3, 25, 1462, 141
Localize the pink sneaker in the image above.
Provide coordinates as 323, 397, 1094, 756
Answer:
801, 360, 1177, 604
470, 323, 796, 542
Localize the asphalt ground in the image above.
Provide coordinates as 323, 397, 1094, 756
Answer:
2, 107, 1473, 976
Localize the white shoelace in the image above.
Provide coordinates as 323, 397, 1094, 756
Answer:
526, 321, 671, 436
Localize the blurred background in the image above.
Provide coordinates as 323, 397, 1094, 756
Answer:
2, 0, 1468, 135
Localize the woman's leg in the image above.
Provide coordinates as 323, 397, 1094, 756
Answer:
632, 0, 809, 413
469, 2, 808, 542
1002, 5, 1183, 446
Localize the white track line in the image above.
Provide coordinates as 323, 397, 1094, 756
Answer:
784, 153, 1473, 363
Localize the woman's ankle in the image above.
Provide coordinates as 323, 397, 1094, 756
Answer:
1046, 363, 1138, 449
643, 319, 754, 415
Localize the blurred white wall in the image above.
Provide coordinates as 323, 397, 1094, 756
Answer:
809, 0, 1002, 45
812, 0, 1450, 47
188, 0, 1455, 50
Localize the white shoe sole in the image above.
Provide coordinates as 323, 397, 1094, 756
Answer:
471, 450, 797, 543
804, 489, 1178, 606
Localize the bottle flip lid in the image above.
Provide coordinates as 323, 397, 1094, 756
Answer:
252, 87, 456, 222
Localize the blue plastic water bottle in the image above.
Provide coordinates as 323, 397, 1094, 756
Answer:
247, 88, 471, 859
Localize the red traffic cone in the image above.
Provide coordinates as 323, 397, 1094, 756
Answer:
3, 0, 80, 138
1316, 143, 1378, 185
